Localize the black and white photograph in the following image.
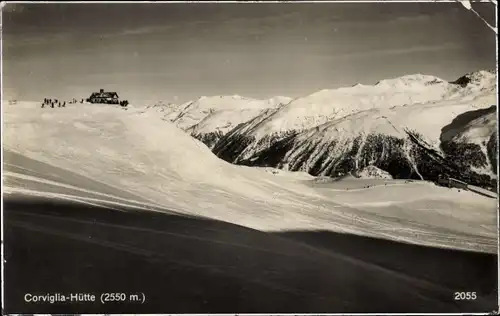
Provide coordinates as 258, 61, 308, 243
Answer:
1, 1, 498, 314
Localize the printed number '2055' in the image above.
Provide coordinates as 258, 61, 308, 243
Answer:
454, 292, 477, 300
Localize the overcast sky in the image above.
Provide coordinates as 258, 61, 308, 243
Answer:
2, 2, 497, 104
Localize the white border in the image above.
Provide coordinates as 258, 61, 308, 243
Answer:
0, 1, 498, 315
1, 0, 5, 313
495, 0, 500, 312
1, 0, 499, 3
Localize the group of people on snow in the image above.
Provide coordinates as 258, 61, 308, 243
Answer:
41, 98, 85, 108
41, 98, 65, 108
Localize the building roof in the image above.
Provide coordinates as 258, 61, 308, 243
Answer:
90, 91, 119, 99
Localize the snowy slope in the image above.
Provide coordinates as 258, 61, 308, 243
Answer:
441, 105, 498, 178
356, 165, 393, 179
2, 101, 497, 253
448, 109, 497, 144
234, 74, 463, 140
187, 108, 269, 136
146, 95, 291, 149
213, 70, 497, 187
214, 70, 494, 141
169, 95, 291, 131
145, 101, 183, 120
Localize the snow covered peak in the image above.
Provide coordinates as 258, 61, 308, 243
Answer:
268, 96, 293, 106
351, 83, 365, 88
182, 95, 285, 111
375, 74, 446, 88
185, 97, 292, 137
187, 107, 270, 136
167, 95, 291, 131
194, 95, 257, 104
451, 69, 496, 88
146, 101, 179, 111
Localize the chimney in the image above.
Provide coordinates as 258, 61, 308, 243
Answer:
100, 89, 104, 93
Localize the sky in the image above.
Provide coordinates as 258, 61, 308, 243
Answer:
2, 2, 497, 105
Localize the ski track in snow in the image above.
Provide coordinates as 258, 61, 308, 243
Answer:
2, 100, 497, 254
4, 171, 174, 212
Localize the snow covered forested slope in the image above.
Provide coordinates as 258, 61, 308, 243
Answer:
3, 101, 497, 253
211, 70, 497, 188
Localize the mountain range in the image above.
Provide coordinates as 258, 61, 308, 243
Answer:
146, 69, 498, 189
